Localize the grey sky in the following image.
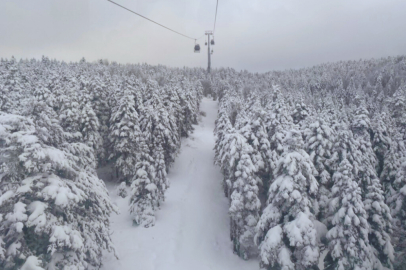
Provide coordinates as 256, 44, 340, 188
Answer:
1, 0, 406, 72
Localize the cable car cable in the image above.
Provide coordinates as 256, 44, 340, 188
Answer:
196, 34, 205, 40
107, 0, 199, 40
213, 0, 219, 34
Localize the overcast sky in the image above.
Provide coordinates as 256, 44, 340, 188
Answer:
1, 0, 406, 72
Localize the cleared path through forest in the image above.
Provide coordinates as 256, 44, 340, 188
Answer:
101, 98, 258, 270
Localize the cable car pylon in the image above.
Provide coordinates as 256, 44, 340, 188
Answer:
205, 31, 214, 73
107, 0, 219, 73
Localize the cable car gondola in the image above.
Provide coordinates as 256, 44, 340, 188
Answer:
211, 39, 215, 45
194, 43, 200, 53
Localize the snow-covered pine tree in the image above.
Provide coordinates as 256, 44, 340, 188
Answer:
129, 136, 158, 228
235, 110, 265, 176
161, 84, 182, 167
165, 79, 185, 140
255, 129, 320, 270
371, 112, 392, 177
214, 102, 237, 198
380, 130, 405, 198
27, 100, 65, 148
0, 113, 117, 270
141, 80, 178, 164
350, 102, 377, 189
387, 84, 406, 142
177, 78, 198, 137
364, 177, 394, 269
80, 102, 103, 163
153, 140, 169, 206
218, 130, 243, 199
90, 74, 110, 164
304, 116, 335, 221
229, 138, 261, 259
383, 133, 406, 269
109, 88, 141, 183
33, 82, 56, 110
246, 99, 272, 181
350, 101, 394, 268
116, 182, 128, 198
291, 101, 309, 125
214, 104, 233, 169
268, 120, 288, 178
153, 104, 179, 170
0, 57, 23, 113
58, 89, 82, 142
329, 119, 362, 181
267, 100, 294, 182
324, 157, 373, 270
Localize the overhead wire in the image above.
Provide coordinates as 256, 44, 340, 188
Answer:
107, 0, 199, 40
213, 0, 219, 34
196, 34, 205, 40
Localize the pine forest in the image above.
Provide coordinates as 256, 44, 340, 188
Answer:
1, 54, 406, 270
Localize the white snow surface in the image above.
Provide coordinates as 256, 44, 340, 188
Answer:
100, 98, 259, 270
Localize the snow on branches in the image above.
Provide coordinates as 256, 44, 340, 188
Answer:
0, 56, 203, 268
213, 56, 406, 269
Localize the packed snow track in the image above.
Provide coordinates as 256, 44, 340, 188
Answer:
101, 98, 258, 270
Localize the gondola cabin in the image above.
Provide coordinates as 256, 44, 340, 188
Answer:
194, 44, 200, 53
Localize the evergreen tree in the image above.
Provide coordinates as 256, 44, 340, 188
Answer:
58, 90, 82, 142
141, 79, 179, 169
129, 137, 157, 228
267, 96, 294, 182
177, 78, 198, 137
351, 103, 378, 194
329, 121, 362, 177
33, 82, 56, 109
153, 141, 169, 205
165, 79, 185, 140
109, 88, 141, 182
0, 113, 117, 270
324, 158, 373, 270
91, 74, 110, 164
236, 110, 265, 175
256, 129, 319, 270
387, 145, 406, 270
218, 131, 244, 199
28, 101, 65, 148
80, 102, 103, 163
291, 101, 309, 125
380, 133, 405, 198
229, 140, 261, 259
1, 57, 23, 113
250, 105, 272, 179
214, 105, 233, 168
387, 84, 406, 141
371, 112, 391, 177
304, 116, 335, 221
364, 178, 394, 269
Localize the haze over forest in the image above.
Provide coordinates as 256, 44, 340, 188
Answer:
1, 0, 406, 72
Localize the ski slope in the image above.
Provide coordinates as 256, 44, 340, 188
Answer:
100, 98, 259, 270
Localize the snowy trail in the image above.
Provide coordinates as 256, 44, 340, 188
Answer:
101, 98, 258, 270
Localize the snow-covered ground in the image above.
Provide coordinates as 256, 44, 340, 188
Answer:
100, 98, 259, 270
